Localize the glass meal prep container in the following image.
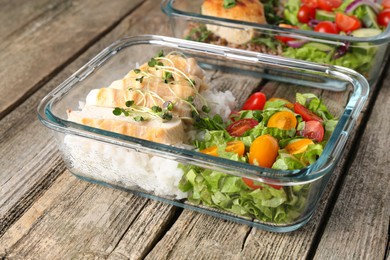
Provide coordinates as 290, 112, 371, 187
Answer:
161, 0, 390, 85
38, 35, 368, 232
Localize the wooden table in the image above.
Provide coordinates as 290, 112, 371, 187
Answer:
0, 1, 389, 259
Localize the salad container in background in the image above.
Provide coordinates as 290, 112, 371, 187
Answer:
38, 35, 368, 232
161, 0, 390, 85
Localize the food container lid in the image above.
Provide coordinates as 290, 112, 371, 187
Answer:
37, 35, 369, 186
161, 0, 390, 44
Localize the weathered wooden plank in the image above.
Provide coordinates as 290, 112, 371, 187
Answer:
0, 0, 170, 236
0, 0, 144, 119
0, 172, 180, 259
313, 72, 390, 260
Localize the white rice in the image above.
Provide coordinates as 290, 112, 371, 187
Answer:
63, 85, 237, 199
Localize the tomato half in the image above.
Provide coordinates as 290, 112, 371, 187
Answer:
335, 13, 361, 32
301, 0, 318, 9
378, 9, 390, 27
241, 92, 267, 110
382, 0, 390, 9
317, 0, 342, 11
293, 102, 323, 123
314, 21, 339, 34
300, 120, 324, 142
267, 111, 297, 130
275, 24, 299, 43
242, 178, 282, 190
285, 138, 314, 154
200, 140, 245, 157
248, 134, 279, 168
298, 5, 316, 24
226, 118, 258, 137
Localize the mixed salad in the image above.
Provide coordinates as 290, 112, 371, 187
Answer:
185, 0, 389, 77
179, 91, 338, 223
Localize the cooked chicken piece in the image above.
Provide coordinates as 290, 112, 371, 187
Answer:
67, 106, 185, 145
201, 0, 267, 45
85, 87, 193, 118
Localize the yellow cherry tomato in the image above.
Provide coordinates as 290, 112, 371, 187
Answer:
267, 111, 297, 130
249, 134, 279, 168
200, 140, 245, 157
285, 138, 314, 154
268, 97, 294, 110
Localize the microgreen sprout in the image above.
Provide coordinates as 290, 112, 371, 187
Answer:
163, 101, 174, 111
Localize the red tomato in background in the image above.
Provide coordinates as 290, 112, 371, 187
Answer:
298, 5, 316, 23
241, 92, 267, 110
378, 9, 390, 27
300, 120, 324, 142
242, 178, 282, 190
317, 0, 342, 11
275, 24, 299, 43
382, 0, 390, 9
293, 102, 323, 123
301, 0, 318, 8
314, 21, 339, 34
335, 13, 361, 32
226, 118, 258, 137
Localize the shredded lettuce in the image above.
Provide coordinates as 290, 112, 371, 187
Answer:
178, 164, 310, 223
181, 92, 337, 224
282, 45, 377, 76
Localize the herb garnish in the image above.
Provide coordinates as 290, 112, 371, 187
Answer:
223, 0, 236, 9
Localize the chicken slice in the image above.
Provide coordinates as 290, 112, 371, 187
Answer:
67, 106, 184, 145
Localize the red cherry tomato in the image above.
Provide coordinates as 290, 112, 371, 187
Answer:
301, 0, 318, 9
317, 0, 342, 11
378, 9, 390, 27
300, 120, 325, 142
293, 102, 323, 123
226, 118, 258, 137
382, 0, 390, 9
241, 92, 267, 110
335, 13, 361, 32
314, 21, 339, 34
298, 5, 316, 23
242, 178, 282, 190
275, 24, 299, 43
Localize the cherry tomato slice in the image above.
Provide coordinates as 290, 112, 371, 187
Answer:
317, 0, 342, 11
275, 24, 299, 43
241, 92, 267, 110
335, 13, 361, 32
298, 5, 316, 24
242, 178, 282, 190
300, 120, 325, 142
226, 118, 258, 137
285, 138, 314, 154
200, 140, 245, 157
378, 9, 390, 27
314, 21, 339, 34
267, 111, 297, 130
293, 102, 323, 123
301, 0, 318, 9
248, 134, 279, 168
382, 0, 390, 9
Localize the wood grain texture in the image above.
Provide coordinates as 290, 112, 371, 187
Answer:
0, 0, 144, 119
0, 0, 170, 237
313, 72, 390, 260
0, 172, 179, 259
0, 0, 388, 259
